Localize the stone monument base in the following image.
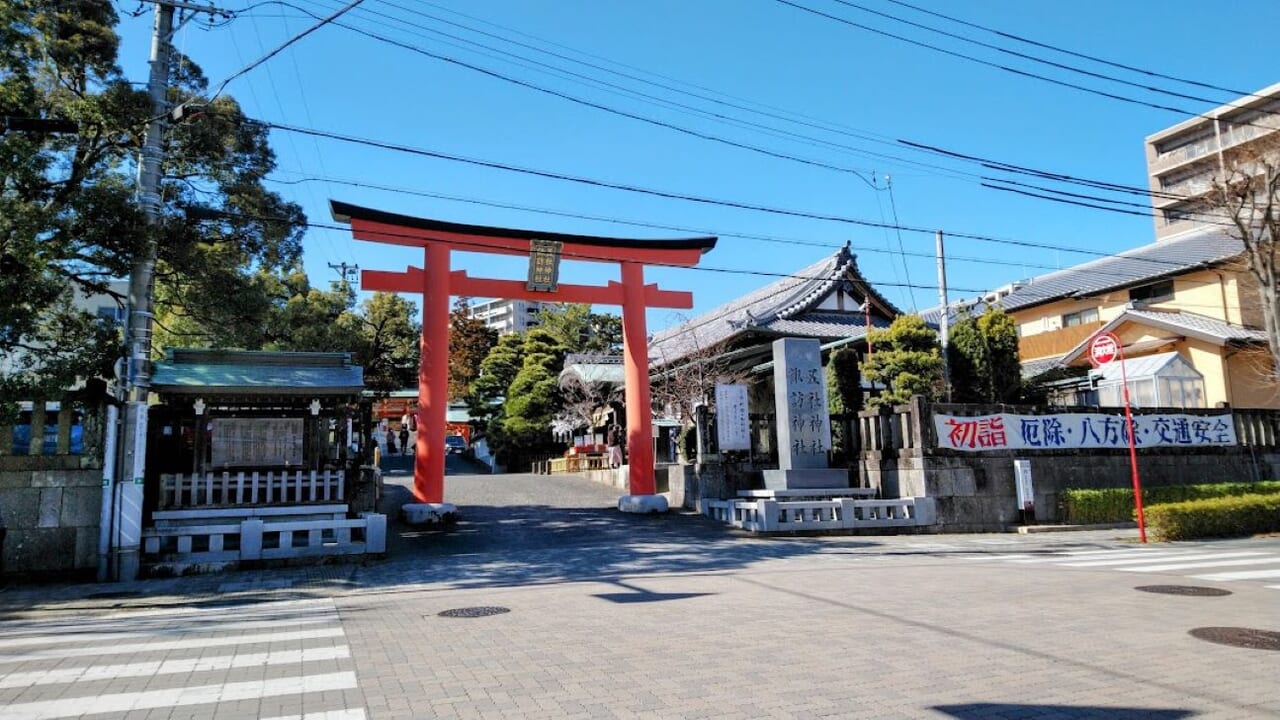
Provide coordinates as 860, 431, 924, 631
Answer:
763, 468, 849, 491
402, 502, 459, 525
618, 495, 669, 514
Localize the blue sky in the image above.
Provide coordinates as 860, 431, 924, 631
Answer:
114, 0, 1279, 332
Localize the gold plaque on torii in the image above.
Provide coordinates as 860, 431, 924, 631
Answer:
527, 238, 563, 292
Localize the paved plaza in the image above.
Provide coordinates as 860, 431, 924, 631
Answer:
0, 458, 1277, 719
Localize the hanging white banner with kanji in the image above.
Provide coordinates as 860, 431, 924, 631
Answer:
934, 412, 1236, 452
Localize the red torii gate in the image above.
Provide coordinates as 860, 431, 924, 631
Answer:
331, 201, 717, 504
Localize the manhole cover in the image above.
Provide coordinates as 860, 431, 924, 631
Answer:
1136, 585, 1232, 597
1189, 627, 1280, 651
437, 606, 510, 618
84, 591, 146, 600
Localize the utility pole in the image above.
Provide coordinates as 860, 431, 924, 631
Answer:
115, 1, 176, 582
936, 230, 951, 402
115, 0, 225, 580
329, 261, 360, 289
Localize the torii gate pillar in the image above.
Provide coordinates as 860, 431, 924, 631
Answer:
620, 262, 654, 492
333, 201, 716, 507
417, 242, 452, 503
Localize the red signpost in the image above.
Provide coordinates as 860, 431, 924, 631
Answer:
1089, 331, 1147, 543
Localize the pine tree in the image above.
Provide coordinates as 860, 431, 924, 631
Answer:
862, 315, 944, 408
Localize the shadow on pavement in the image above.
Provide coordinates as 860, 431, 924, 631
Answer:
933, 704, 1194, 720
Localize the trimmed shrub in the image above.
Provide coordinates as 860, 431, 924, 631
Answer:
1060, 481, 1280, 524
1146, 494, 1280, 541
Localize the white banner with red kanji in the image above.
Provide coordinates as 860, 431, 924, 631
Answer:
933, 412, 1237, 452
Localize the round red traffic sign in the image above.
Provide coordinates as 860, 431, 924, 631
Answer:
1089, 331, 1121, 367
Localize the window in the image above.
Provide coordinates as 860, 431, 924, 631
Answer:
96, 305, 124, 324
1129, 280, 1174, 304
1062, 307, 1099, 327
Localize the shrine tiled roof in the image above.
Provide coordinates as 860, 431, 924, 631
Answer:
152, 349, 364, 396
648, 244, 900, 366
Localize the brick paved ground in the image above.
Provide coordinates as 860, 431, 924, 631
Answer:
0, 458, 1276, 719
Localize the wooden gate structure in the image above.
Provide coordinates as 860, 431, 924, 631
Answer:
332, 201, 716, 503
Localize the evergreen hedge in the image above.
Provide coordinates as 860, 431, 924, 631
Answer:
1146, 494, 1280, 541
1060, 482, 1280, 524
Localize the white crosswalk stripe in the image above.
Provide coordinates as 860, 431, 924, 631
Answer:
955, 546, 1280, 589
0, 598, 367, 720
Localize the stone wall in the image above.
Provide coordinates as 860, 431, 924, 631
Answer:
1, 454, 104, 577
860, 398, 1280, 532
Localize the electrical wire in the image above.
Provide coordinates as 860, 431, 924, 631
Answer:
259, 118, 1227, 272
827, 0, 1230, 106
206, 0, 365, 102
775, 0, 1279, 133
236, 0, 1231, 218
882, 0, 1259, 100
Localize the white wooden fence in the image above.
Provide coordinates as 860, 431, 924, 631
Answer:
702, 496, 934, 532
159, 470, 345, 509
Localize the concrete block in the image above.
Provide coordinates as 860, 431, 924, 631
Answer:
10, 527, 76, 573
763, 468, 847, 490
618, 495, 668, 514
60, 486, 102, 527
75, 526, 97, 569
37, 488, 63, 528
757, 499, 779, 531
913, 497, 937, 526
362, 513, 387, 553
240, 519, 264, 560
2, 488, 41, 530
952, 469, 977, 497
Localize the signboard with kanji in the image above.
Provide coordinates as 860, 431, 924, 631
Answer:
527, 238, 563, 291
715, 383, 751, 451
934, 412, 1236, 451
1089, 331, 1121, 367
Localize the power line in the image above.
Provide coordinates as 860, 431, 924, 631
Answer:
258, 119, 1217, 272
775, 0, 1279, 135
827, 0, 1229, 106
281, 1, 884, 187
208, 0, 364, 102
196, 205, 986, 294
882, 0, 1258, 100
262, 170, 1240, 296
884, 174, 917, 310
239, 0, 1200, 215
775, 0, 1196, 114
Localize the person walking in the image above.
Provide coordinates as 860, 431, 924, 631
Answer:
398, 424, 410, 456
606, 423, 624, 469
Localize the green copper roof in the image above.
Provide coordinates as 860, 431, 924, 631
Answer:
152, 349, 363, 396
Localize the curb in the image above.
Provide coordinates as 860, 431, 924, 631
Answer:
1016, 522, 1138, 534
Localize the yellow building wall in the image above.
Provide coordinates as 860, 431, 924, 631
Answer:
1225, 350, 1280, 409
1179, 338, 1231, 407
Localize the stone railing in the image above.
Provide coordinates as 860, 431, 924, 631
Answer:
142, 506, 385, 572
701, 496, 933, 532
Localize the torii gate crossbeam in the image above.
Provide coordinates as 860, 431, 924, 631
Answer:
332, 201, 716, 504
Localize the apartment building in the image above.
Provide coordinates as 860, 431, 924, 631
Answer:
468, 298, 547, 336
1145, 81, 1280, 240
